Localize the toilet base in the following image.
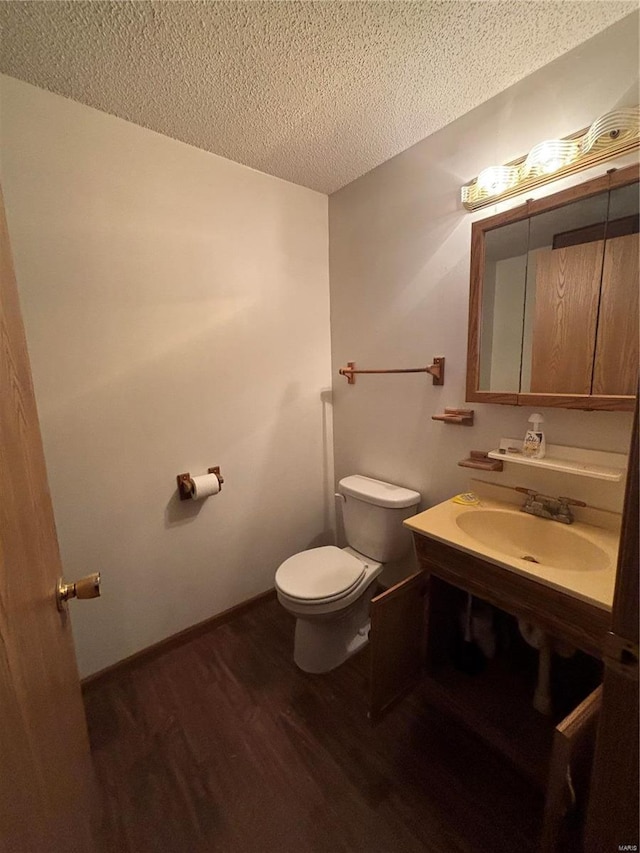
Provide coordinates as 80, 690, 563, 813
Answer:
292, 587, 375, 673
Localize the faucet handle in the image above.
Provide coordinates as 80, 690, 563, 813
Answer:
558, 496, 587, 508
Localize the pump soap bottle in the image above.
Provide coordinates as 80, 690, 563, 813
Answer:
523, 414, 546, 459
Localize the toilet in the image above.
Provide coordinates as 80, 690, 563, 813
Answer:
275, 474, 421, 673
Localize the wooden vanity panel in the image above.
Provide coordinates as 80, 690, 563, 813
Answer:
585, 392, 639, 851
592, 232, 639, 396
412, 534, 610, 658
540, 685, 602, 853
369, 570, 429, 721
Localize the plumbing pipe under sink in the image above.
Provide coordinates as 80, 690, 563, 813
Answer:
518, 619, 576, 715
518, 620, 552, 714
534, 637, 552, 715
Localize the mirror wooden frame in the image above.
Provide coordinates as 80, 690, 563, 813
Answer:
465, 163, 639, 412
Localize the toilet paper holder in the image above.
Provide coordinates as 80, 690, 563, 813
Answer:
177, 466, 224, 500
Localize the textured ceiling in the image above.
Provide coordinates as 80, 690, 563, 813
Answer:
0, 1, 636, 193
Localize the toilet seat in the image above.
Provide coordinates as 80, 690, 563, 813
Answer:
275, 546, 367, 603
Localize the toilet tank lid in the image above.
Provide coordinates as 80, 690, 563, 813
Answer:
338, 475, 421, 509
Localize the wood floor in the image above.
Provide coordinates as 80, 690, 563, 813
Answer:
83, 598, 542, 853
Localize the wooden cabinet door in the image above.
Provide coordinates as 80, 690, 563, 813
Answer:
540, 686, 602, 853
592, 232, 639, 396
369, 570, 428, 721
530, 241, 604, 394
0, 188, 97, 852
584, 392, 639, 852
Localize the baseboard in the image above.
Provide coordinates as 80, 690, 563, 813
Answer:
81, 588, 277, 692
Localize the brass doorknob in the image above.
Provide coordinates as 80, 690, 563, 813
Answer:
56, 572, 101, 611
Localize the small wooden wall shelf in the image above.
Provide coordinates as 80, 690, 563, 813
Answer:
432, 408, 474, 426
458, 451, 503, 472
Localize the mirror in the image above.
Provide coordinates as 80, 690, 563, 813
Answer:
467, 165, 639, 410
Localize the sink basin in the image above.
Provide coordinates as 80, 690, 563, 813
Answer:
455, 509, 610, 572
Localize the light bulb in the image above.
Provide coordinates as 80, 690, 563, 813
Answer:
476, 166, 517, 197
523, 140, 579, 177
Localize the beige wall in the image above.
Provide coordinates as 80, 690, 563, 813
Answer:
329, 18, 638, 561
0, 76, 333, 677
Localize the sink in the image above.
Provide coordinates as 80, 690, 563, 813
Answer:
405, 494, 619, 609
455, 509, 611, 572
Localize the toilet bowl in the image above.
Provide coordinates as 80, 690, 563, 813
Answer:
275, 475, 420, 673
276, 545, 382, 673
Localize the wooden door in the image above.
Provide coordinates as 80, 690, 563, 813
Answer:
369, 570, 428, 721
540, 686, 602, 853
584, 392, 639, 852
529, 241, 604, 394
0, 188, 97, 852
592, 232, 639, 396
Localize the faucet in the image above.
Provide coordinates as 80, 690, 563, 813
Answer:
515, 488, 586, 524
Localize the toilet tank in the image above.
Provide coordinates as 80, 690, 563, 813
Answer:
338, 475, 421, 562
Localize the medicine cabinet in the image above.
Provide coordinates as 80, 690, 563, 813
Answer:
466, 164, 639, 410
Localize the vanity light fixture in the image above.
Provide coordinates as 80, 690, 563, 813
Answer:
461, 106, 640, 211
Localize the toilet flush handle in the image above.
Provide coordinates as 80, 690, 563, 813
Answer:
334, 492, 346, 502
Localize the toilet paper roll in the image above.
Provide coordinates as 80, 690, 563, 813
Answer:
191, 472, 221, 500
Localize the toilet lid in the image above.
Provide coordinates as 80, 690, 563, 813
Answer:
276, 546, 366, 601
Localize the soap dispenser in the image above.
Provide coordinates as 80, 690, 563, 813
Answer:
523, 413, 546, 459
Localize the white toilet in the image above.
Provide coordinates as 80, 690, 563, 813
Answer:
275, 474, 421, 673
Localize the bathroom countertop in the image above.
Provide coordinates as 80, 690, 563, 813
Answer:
404, 493, 620, 611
